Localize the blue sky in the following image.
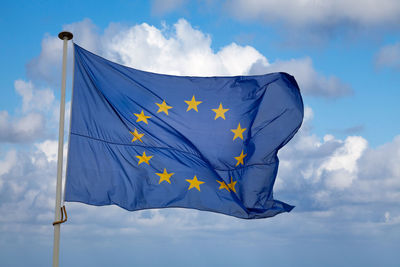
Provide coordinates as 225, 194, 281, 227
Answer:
1, 1, 399, 266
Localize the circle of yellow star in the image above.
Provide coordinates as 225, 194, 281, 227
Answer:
155, 100, 173, 115
212, 103, 229, 120
234, 150, 247, 166
155, 168, 175, 184
129, 128, 144, 143
136, 151, 153, 165
184, 95, 202, 112
231, 123, 246, 141
134, 110, 151, 124
186, 175, 205, 191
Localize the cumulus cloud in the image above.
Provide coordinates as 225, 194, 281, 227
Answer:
0, 150, 17, 178
249, 57, 352, 98
102, 19, 267, 76
14, 80, 55, 112
226, 0, 400, 28
0, 147, 55, 232
26, 19, 100, 85
319, 136, 367, 189
0, 143, 244, 239
6, 18, 397, 244
375, 42, 400, 70
1, 106, 399, 244
0, 80, 58, 143
0, 111, 45, 143
35, 140, 59, 162
26, 35, 63, 85
28, 18, 350, 98
276, 107, 400, 226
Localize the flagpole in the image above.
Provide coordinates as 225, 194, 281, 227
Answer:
52, 31, 73, 267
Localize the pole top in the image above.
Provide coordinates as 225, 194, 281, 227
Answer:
58, 31, 73, 40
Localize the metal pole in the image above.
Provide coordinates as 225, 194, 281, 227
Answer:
53, 31, 73, 267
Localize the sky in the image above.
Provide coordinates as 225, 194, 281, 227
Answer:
0, 0, 399, 266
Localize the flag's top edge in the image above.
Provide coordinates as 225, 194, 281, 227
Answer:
74, 43, 295, 80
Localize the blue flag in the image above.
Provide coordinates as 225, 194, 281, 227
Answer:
65, 44, 304, 219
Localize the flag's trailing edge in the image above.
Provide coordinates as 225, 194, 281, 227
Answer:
65, 44, 304, 219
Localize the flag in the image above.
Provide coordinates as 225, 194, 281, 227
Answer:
64, 44, 304, 219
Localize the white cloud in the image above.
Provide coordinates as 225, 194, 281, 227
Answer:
0, 150, 17, 181
0, 147, 56, 227
385, 211, 391, 222
227, 0, 400, 28
63, 18, 101, 53
35, 140, 58, 162
4, 19, 398, 244
14, 113, 44, 136
1, 105, 399, 243
0, 111, 45, 143
278, 130, 367, 189
319, 136, 368, 189
102, 18, 350, 98
0, 80, 59, 143
218, 43, 268, 76
277, 107, 400, 220
102, 19, 267, 76
375, 42, 400, 70
249, 57, 352, 98
26, 35, 62, 85
28, 18, 350, 98
14, 80, 55, 112
358, 135, 400, 194
27, 19, 100, 85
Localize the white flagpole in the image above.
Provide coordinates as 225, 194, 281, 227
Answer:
52, 31, 73, 267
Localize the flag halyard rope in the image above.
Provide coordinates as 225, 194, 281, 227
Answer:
52, 205, 67, 225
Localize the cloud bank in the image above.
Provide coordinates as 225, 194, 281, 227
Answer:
227, 0, 400, 28
1, 106, 399, 242
2, 19, 398, 261
27, 19, 351, 98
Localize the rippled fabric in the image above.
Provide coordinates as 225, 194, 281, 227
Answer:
65, 44, 304, 219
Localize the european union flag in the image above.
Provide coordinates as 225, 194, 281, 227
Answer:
65, 44, 304, 219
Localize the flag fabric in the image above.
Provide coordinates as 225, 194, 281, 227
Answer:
64, 44, 304, 219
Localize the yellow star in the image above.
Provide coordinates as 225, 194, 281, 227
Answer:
231, 123, 246, 141
212, 103, 229, 120
186, 175, 205, 191
155, 100, 173, 115
129, 128, 144, 143
156, 168, 174, 184
216, 180, 230, 192
234, 150, 247, 166
134, 110, 151, 124
184, 95, 202, 112
136, 151, 153, 165
227, 177, 237, 193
